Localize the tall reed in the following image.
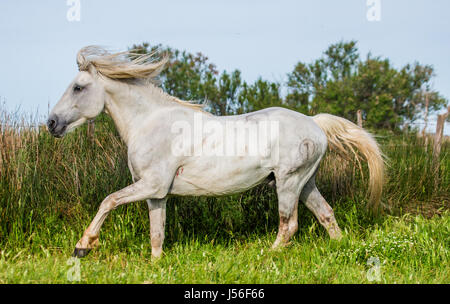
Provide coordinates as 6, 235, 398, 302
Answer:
0, 108, 448, 248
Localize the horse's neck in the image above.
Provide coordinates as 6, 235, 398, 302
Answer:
103, 81, 168, 146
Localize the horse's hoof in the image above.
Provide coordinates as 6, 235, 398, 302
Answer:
72, 248, 91, 258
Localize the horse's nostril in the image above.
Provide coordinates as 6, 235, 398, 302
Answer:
47, 117, 58, 131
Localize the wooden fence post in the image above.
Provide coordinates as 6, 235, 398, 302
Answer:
433, 105, 450, 167
356, 110, 363, 128
422, 92, 430, 150
421, 93, 429, 136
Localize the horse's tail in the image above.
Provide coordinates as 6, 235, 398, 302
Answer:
312, 113, 385, 213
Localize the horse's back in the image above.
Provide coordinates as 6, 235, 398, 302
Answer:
242, 107, 328, 153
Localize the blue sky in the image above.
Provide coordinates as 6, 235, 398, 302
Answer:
0, 0, 449, 133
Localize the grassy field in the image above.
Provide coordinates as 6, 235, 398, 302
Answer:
1, 213, 448, 283
0, 111, 449, 284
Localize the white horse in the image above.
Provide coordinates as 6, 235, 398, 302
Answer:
48, 46, 384, 258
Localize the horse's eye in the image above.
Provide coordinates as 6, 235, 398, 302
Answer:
73, 85, 83, 92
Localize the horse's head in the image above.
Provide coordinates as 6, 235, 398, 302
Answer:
47, 46, 168, 138
47, 50, 106, 138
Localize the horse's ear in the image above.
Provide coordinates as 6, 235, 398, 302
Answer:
77, 48, 92, 72
77, 54, 97, 75
76, 50, 85, 71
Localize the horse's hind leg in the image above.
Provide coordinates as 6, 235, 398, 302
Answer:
272, 196, 299, 249
271, 173, 307, 249
146, 198, 167, 258
300, 176, 342, 240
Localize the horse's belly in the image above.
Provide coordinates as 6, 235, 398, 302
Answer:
168, 157, 270, 196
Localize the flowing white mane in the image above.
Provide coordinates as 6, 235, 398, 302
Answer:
76, 46, 204, 110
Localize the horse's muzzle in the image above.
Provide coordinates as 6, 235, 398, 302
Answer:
47, 115, 67, 138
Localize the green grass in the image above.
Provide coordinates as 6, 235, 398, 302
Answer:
1, 212, 448, 283
0, 111, 449, 283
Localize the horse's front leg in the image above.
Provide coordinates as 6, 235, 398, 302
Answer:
146, 198, 167, 258
73, 179, 166, 258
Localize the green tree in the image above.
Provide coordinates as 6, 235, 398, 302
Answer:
286, 40, 447, 130
129, 43, 245, 116
239, 78, 282, 113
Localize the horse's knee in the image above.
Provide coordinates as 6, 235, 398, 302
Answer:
99, 194, 119, 213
